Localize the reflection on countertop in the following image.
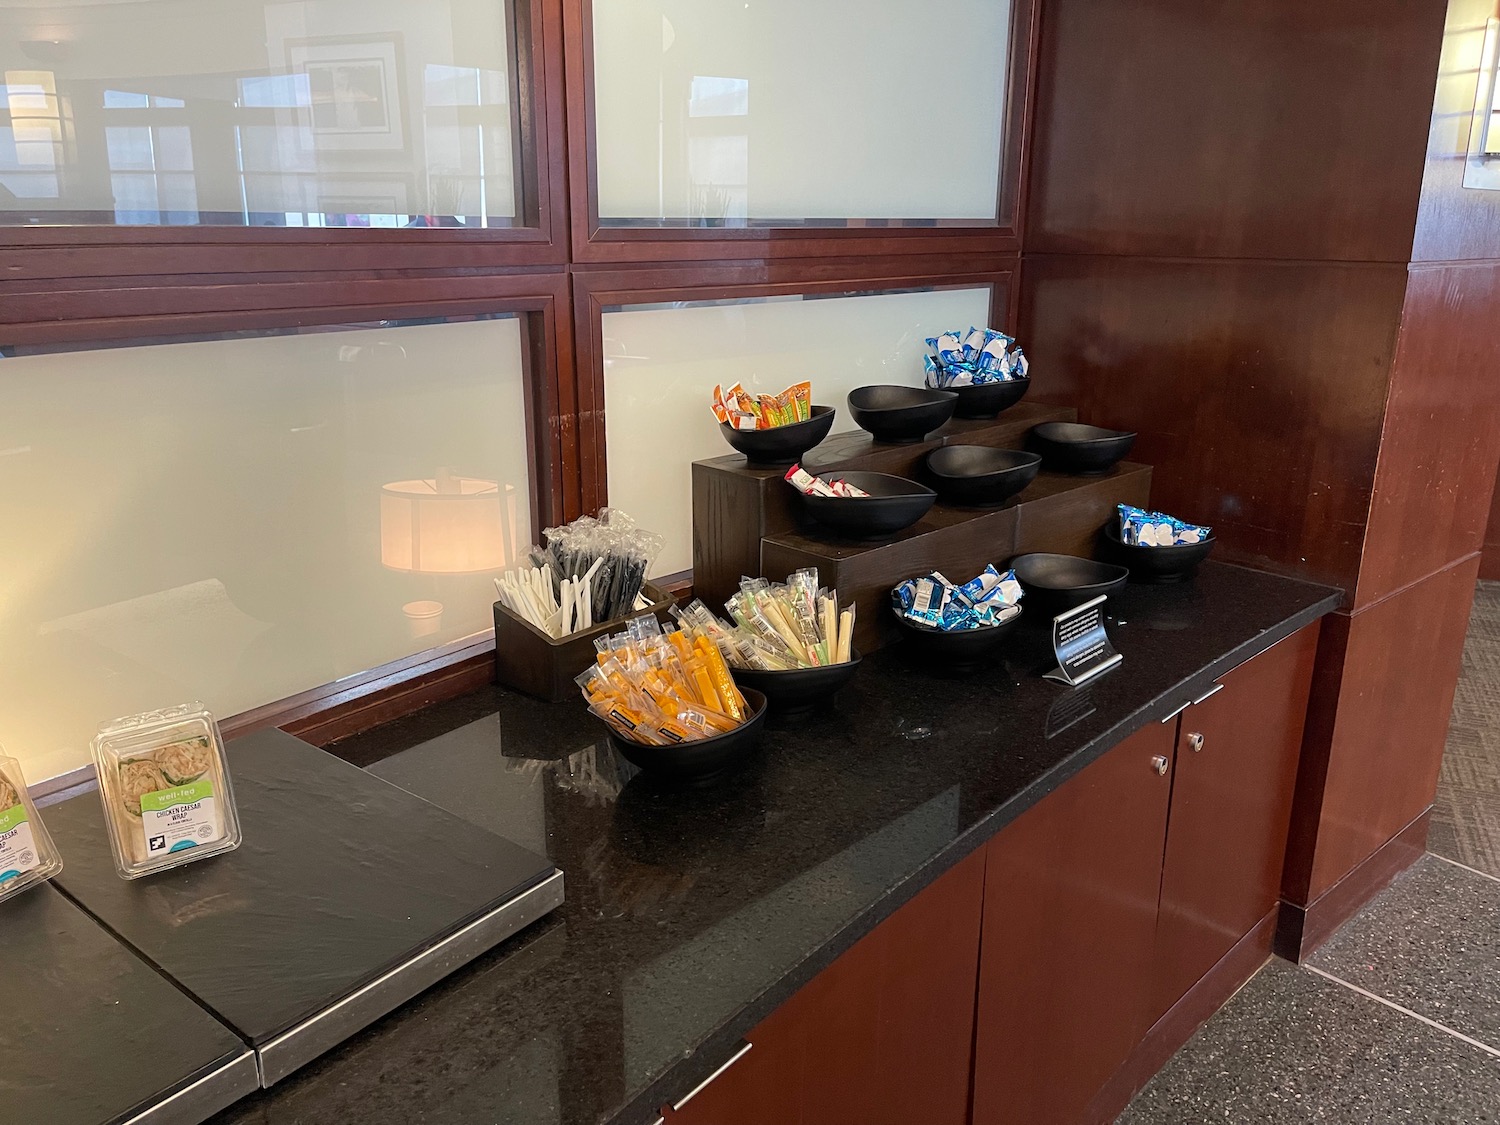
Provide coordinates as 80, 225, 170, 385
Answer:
208, 561, 1338, 1125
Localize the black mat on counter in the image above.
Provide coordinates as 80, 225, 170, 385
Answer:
47, 728, 556, 1046
0, 884, 252, 1125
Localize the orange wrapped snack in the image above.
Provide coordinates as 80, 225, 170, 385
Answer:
787, 381, 812, 422
708, 380, 816, 430
577, 618, 751, 745
697, 635, 745, 720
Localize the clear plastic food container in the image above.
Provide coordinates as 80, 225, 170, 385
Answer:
0, 752, 64, 902
90, 702, 242, 880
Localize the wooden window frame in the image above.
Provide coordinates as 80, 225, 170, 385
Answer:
562, 0, 1040, 264
1, 271, 575, 528
3, 272, 574, 752
570, 255, 1021, 517
0, 0, 572, 281
3, 0, 1045, 752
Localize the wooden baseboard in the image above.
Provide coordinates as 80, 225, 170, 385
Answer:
1274, 808, 1429, 962
1085, 907, 1279, 1124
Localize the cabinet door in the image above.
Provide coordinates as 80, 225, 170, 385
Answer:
667, 847, 986, 1125
1150, 623, 1319, 1019
971, 722, 1175, 1125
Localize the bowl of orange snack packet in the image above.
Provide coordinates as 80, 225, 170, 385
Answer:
578, 616, 769, 782
713, 381, 835, 465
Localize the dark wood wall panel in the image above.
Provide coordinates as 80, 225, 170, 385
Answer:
1285, 555, 1479, 904
1355, 263, 1500, 606
0, 271, 573, 334
1, 241, 572, 284
1018, 254, 1407, 593
1412, 0, 1500, 263
1024, 0, 1446, 262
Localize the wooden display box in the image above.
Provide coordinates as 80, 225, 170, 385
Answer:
761, 464, 1152, 654
692, 402, 1077, 614
493, 581, 677, 702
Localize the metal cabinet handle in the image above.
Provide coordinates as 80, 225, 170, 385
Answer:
1192, 683, 1225, 706
1187, 732, 1205, 753
1150, 754, 1170, 776
671, 1042, 753, 1112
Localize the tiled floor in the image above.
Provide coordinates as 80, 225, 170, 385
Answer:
1121, 585, 1500, 1122
1119, 856, 1500, 1124
1430, 580, 1500, 880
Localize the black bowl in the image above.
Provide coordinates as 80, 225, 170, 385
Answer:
601, 688, 768, 783
924, 446, 1042, 507
1027, 422, 1137, 475
719, 405, 837, 466
1010, 552, 1130, 616
799, 471, 937, 539
948, 376, 1031, 419
847, 385, 958, 444
892, 608, 1022, 675
1098, 521, 1216, 584
730, 652, 862, 719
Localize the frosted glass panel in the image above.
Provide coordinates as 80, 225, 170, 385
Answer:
592, 0, 1010, 224
603, 287, 992, 576
0, 316, 530, 783
0, 0, 520, 226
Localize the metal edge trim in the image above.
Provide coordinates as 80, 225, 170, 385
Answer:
1158, 699, 1191, 724
670, 1041, 753, 1112
1054, 593, 1108, 622
119, 1049, 260, 1125
1191, 681, 1226, 706
256, 867, 564, 1086
32, 763, 97, 804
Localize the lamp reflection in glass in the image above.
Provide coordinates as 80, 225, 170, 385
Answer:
380, 469, 515, 637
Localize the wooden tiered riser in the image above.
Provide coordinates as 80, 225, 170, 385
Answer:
692, 403, 1077, 609
762, 465, 1151, 654
691, 402, 1152, 653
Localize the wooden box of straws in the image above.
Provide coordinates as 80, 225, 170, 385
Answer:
493, 582, 678, 702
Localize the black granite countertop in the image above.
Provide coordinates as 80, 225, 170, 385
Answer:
206, 561, 1337, 1125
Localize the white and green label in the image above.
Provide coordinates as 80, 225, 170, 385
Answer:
0, 803, 38, 884
140, 778, 222, 859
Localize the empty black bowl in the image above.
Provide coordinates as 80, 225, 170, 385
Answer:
892, 608, 1023, 675
1098, 521, 1216, 584
730, 652, 862, 719
925, 446, 1042, 507
1028, 422, 1137, 474
601, 688, 768, 782
799, 471, 937, 539
719, 405, 837, 466
1010, 552, 1130, 616
948, 376, 1031, 419
847, 385, 958, 444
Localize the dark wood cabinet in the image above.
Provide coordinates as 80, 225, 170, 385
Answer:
666, 847, 986, 1125
669, 627, 1320, 1125
971, 722, 1176, 1125
1150, 624, 1319, 1019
